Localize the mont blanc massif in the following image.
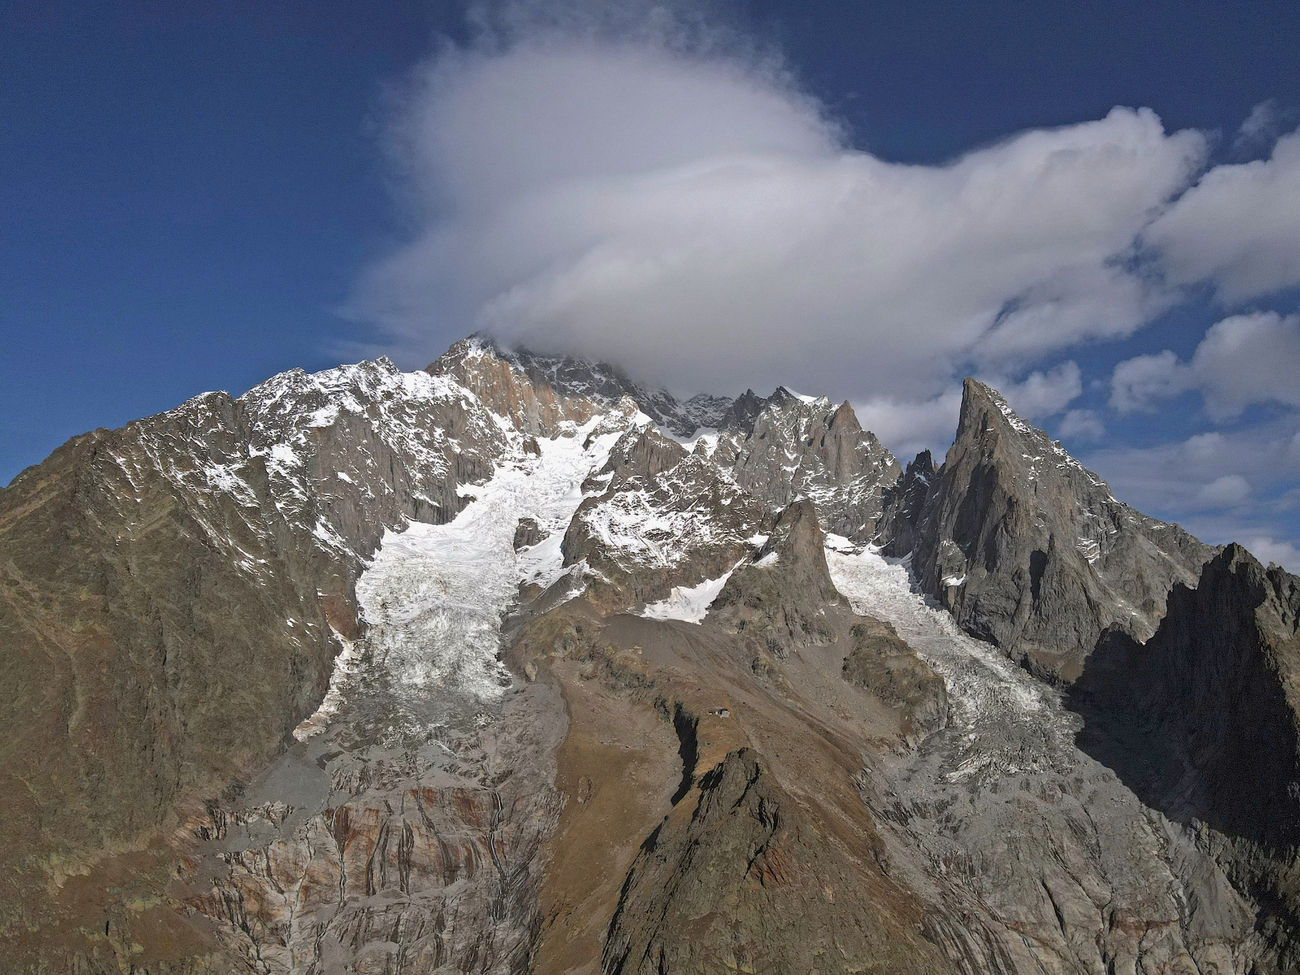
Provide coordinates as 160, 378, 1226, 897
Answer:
3, 335, 1299, 975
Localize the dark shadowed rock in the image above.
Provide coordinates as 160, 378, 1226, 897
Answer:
882, 377, 1214, 683
877, 450, 934, 558
714, 388, 766, 434
1068, 545, 1300, 970
514, 516, 544, 550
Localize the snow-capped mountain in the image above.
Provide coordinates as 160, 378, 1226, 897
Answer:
2, 336, 1298, 975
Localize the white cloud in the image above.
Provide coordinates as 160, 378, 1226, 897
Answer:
349, 15, 1209, 403
854, 387, 963, 463
1145, 129, 1300, 303
989, 361, 1082, 421
1244, 536, 1300, 573
1056, 408, 1105, 441
342, 3, 1299, 543
1192, 474, 1251, 509
1110, 348, 1188, 413
1111, 311, 1300, 418
1234, 100, 1279, 154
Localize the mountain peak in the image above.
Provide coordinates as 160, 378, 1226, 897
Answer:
883, 376, 1215, 683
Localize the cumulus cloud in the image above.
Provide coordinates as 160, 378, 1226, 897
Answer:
1145, 129, 1300, 303
1244, 536, 1300, 573
349, 10, 1212, 402
1056, 409, 1105, 442
1111, 311, 1300, 418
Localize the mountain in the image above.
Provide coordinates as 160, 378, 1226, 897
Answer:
880, 377, 1215, 684
1, 336, 1297, 974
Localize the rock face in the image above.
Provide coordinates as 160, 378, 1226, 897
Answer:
0, 344, 618, 970
712, 498, 844, 655
842, 618, 948, 743
1068, 545, 1300, 970
876, 449, 934, 558
560, 426, 764, 608
3, 337, 1299, 974
0, 358, 506, 970
604, 749, 953, 975
717, 387, 902, 542
881, 377, 1214, 683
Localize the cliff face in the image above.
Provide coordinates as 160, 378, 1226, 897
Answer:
1068, 546, 1300, 970
0, 349, 594, 970
882, 377, 1214, 683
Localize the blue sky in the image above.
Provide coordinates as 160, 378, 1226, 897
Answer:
3, 0, 1299, 566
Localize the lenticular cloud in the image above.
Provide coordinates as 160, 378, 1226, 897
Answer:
349, 28, 1209, 401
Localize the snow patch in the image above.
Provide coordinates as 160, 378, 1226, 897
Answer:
332, 415, 631, 738
293, 628, 364, 741
640, 570, 734, 624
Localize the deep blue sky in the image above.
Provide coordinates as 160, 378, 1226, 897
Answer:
3, 0, 1299, 496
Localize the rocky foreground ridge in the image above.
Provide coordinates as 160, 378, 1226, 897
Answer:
0, 336, 1297, 973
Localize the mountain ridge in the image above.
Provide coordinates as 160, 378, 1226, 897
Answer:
1, 336, 1297, 974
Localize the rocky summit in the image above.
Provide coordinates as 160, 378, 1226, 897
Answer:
2, 335, 1298, 974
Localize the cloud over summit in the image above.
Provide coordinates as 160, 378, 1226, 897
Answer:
348, 16, 1234, 402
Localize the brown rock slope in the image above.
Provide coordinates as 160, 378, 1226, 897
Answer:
0, 400, 348, 971
518, 502, 956, 975
0, 349, 590, 970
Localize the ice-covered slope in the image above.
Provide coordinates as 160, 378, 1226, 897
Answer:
827, 541, 1255, 974
318, 408, 643, 744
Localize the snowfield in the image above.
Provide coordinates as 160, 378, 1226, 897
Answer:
303, 413, 635, 739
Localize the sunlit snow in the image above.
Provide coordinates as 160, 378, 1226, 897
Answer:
639, 568, 735, 624
339, 416, 630, 733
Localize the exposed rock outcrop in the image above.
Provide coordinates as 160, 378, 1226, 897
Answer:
1068, 545, 1300, 971
0, 349, 617, 969
881, 377, 1214, 683
712, 499, 843, 655
560, 426, 766, 608
604, 749, 955, 975
842, 618, 948, 742
875, 449, 934, 558
719, 388, 901, 543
